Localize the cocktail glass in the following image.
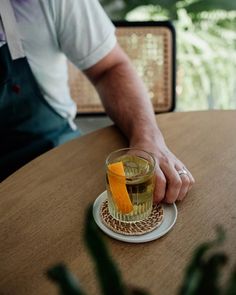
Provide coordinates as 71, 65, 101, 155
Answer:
106, 148, 156, 222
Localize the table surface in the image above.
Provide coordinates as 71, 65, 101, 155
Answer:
0, 110, 236, 295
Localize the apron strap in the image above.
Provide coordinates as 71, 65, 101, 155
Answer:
0, 0, 25, 60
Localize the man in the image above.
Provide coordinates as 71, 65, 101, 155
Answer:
0, 0, 194, 202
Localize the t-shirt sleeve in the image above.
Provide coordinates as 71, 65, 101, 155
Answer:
54, 0, 116, 70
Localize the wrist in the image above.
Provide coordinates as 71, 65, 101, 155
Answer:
129, 126, 166, 151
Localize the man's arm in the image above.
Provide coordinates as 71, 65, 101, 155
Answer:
84, 43, 194, 203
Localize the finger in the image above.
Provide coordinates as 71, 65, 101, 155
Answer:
175, 166, 195, 200
153, 167, 167, 204
184, 167, 195, 190
178, 166, 195, 190
161, 165, 182, 203
176, 173, 190, 201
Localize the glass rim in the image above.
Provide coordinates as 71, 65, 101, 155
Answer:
105, 147, 156, 179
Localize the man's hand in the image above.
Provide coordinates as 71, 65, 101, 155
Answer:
130, 136, 195, 204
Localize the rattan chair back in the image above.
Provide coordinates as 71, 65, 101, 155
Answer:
68, 21, 176, 114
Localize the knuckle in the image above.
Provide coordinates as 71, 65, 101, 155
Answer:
181, 177, 190, 186
159, 154, 171, 167
155, 172, 166, 185
172, 178, 182, 189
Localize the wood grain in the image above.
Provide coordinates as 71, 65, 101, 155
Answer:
0, 111, 235, 295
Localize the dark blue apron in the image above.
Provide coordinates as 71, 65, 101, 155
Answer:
0, 42, 80, 181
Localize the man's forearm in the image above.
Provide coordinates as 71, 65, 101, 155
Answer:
93, 58, 165, 147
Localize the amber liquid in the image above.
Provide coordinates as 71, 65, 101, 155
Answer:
106, 155, 155, 222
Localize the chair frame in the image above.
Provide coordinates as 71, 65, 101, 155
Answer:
113, 20, 176, 113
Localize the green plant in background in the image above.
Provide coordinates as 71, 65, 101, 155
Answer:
47, 205, 148, 295
178, 227, 236, 295
99, 0, 236, 111
47, 206, 236, 295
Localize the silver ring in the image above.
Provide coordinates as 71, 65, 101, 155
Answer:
177, 168, 188, 176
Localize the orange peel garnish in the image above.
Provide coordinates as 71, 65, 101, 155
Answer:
108, 161, 133, 213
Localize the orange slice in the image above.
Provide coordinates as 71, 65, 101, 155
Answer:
108, 161, 133, 213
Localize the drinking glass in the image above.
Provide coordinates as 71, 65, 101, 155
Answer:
105, 148, 156, 222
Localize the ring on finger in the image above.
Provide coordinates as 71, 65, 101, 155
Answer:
177, 167, 188, 177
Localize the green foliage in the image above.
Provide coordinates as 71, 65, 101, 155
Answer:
178, 227, 229, 295
47, 264, 86, 295
185, 0, 236, 14
225, 268, 236, 295
175, 9, 236, 111
47, 207, 236, 295
99, 0, 236, 111
99, 0, 236, 20
84, 206, 127, 295
47, 205, 149, 295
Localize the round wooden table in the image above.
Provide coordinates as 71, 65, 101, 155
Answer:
0, 111, 235, 295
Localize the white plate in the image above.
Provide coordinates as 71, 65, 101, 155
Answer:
93, 191, 178, 243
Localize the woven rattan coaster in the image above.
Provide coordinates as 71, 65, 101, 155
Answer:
100, 201, 164, 236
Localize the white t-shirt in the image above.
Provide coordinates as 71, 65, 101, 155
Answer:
0, 0, 116, 128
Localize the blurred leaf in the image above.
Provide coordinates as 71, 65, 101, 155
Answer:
47, 264, 86, 295
84, 205, 127, 295
185, 0, 236, 13
225, 267, 236, 295
197, 254, 228, 294
128, 288, 150, 295
178, 227, 226, 295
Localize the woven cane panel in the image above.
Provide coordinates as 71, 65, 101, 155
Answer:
68, 26, 173, 114
67, 63, 101, 113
